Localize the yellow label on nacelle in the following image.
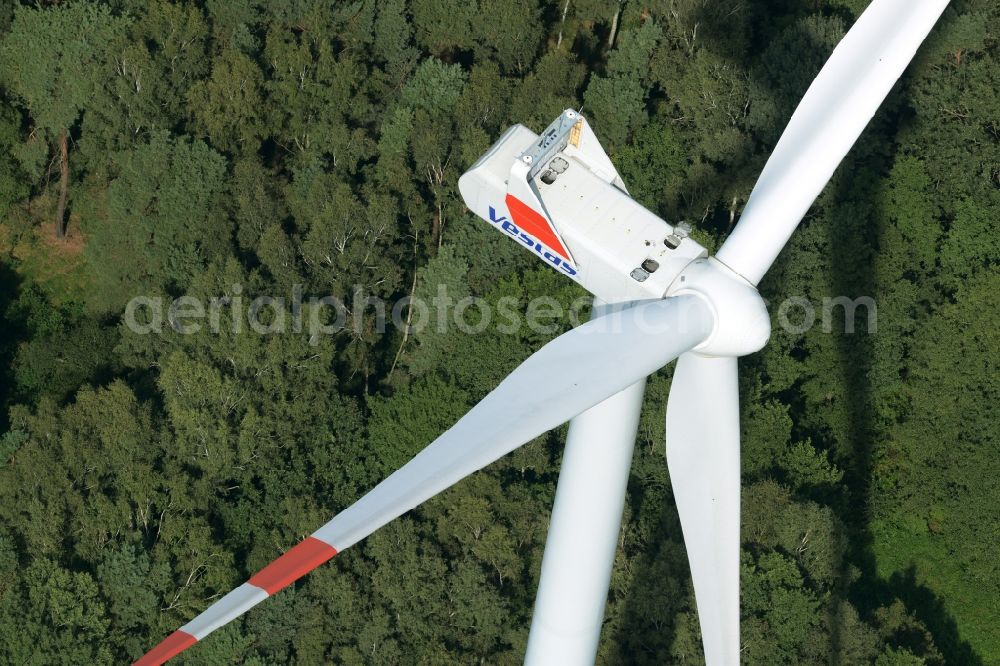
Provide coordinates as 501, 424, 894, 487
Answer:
569, 120, 583, 148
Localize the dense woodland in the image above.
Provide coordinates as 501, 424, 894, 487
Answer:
0, 0, 996, 663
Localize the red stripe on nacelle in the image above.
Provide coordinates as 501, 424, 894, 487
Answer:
132, 630, 197, 666
504, 194, 571, 262
248, 536, 338, 595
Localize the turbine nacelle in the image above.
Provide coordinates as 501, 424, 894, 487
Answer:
459, 109, 706, 305
460, 109, 769, 358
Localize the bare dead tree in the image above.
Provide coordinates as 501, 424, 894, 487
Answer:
55, 128, 69, 238
608, 1, 623, 49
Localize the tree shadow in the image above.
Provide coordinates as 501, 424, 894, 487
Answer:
0, 260, 25, 433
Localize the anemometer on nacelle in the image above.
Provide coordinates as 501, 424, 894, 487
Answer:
459, 109, 707, 305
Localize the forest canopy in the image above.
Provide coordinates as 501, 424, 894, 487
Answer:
0, 0, 997, 664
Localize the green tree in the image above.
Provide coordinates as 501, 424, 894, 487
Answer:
80, 131, 230, 311
0, 4, 125, 236
187, 49, 266, 154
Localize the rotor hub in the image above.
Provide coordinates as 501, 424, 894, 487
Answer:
665, 257, 770, 357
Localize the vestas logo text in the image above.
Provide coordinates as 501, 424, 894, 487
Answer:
488, 206, 577, 276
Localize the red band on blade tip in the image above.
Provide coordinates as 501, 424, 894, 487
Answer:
248, 536, 337, 595
133, 630, 197, 666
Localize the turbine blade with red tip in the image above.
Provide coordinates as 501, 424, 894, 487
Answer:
135, 295, 714, 664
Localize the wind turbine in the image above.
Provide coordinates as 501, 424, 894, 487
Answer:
136, 1, 949, 663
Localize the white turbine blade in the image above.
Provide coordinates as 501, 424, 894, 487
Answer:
716, 0, 949, 286
526, 298, 646, 664
135, 295, 715, 665
665, 353, 741, 666
525, 379, 644, 664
